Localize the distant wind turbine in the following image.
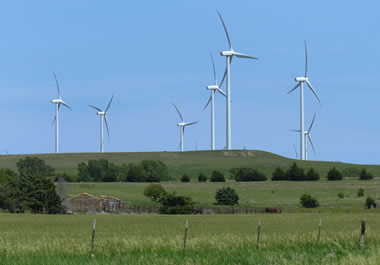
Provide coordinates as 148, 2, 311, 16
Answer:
217, 10, 258, 150
291, 113, 317, 160
88, 94, 114, 153
51, 71, 72, 154
204, 52, 226, 151
287, 40, 320, 160
292, 144, 298, 159
173, 103, 198, 152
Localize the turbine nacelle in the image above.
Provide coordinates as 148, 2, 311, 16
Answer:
177, 122, 186, 127
207, 85, 219, 90
51, 98, 63, 104
97, 111, 105, 116
295, 77, 308, 82
221, 50, 234, 56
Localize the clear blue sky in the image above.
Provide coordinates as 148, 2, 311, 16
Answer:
0, 0, 379, 164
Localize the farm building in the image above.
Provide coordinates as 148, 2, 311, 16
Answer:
67, 193, 122, 213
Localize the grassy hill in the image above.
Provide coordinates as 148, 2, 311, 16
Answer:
0, 150, 379, 179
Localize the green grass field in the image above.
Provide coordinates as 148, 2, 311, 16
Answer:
67, 178, 380, 209
1, 213, 380, 264
1, 150, 380, 179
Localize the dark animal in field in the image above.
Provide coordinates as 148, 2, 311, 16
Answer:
265, 207, 281, 213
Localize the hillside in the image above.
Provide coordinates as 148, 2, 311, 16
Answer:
0, 150, 379, 179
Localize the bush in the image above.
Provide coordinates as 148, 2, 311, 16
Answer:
181, 174, 190, 182
342, 167, 361, 178
300, 194, 319, 208
215, 187, 239, 206
359, 168, 373, 180
124, 163, 147, 182
198, 173, 207, 182
231, 168, 267, 182
327, 167, 343, 181
0, 168, 17, 185
286, 162, 305, 181
305, 168, 320, 181
158, 192, 194, 214
365, 196, 375, 209
338, 192, 344, 199
271, 166, 287, 181
141, 160, 171, 182
143, 184, 165, 202
357, 188, 364, 197
16, 157, 55, 178
210, 170, 225, 182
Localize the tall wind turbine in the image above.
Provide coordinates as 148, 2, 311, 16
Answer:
287, 40, 320, 160
291, 113, 317, 160
217, 10, 258, 150
88, 94, 114, 153
51, 71, 72, 154
204, 53, 226, 151
173, 103, 198, 152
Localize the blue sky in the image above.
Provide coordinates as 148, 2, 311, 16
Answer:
0, 0, 379, 164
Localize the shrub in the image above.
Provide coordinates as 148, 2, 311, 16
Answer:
181, 174, 190, 182
158, 192, 194, 214
231, 168, 267, 182
210, 170, 225, 182
16, 156, 55, 178
305, 168, 320, 181
327, 167, 343, 181
143, 184, 166, 202
300, 194, 319, 208
271, 166, 287, 181
198, 173, 207, 182
365, 196, 375, 209
357, 188, 364, 197
215, 187, 239, 206
338, 192, 344, 199
286, 162, 305, 181
0, 168, 17, 185
141, 160, 171, 182
359, 168, 373, 180
342, 167, 361, 178
125, 163, 147, 182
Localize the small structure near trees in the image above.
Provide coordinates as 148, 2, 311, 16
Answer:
67, 193, 122, 213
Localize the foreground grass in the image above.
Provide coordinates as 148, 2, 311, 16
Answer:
1, 213, 380, 264
67, 178, 380, 208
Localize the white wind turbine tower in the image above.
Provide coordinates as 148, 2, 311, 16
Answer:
217, 10, 258, 150
287, 40, 321, 160
88, 94, 114, 153
292, 113, 317, 160
51, 71, 72, 154
173, 103, 198, 152
204, 53, 226, 151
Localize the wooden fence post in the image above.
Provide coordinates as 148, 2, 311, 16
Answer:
360, 219, 366, 249
317, 218, 322, 241
90, 218, 96, 260
257, 218, 261, 249
184, 219, 188, 250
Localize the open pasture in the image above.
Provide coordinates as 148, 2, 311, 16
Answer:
1, 213, 380, 264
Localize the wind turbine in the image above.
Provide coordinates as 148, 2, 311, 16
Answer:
217, 10, 258, 150
291, 113, 317, 160
88, 94, 114, 153
51, 71, 72, 154
204, 53, 226, 151
287, 40, 320, 160
173, 103, 198, 152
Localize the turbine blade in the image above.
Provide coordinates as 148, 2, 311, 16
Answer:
104, 115, 110, 139
51, 115, 56, 126
290, 129, 301, 132
306, 80, 321, 104
309, 112, 316, 131
173, 103, 184, 122
219, 56, 233, 88
217, 87, 226, 97
287, 83, 301, 94
105, 93, 114, 112
234, 52, 258, 60
209, 52, 217, 84
203, 95, 212, 111
61, 101, 72, 110
216, 10, 232, 50
185, 121, 198, 126
308, 134, 316, 156
293, 144, 298, 159
88, 105, 102, 112
304, 39, 308, 77
52, 70, 61, 98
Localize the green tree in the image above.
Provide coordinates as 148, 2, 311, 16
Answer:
300, 194, 319, 208
305, 167, 320, 181
158, 192, 194, 214
77, 162, 89, 182
327, 167, 343, 181
359, 168, 374, 180
126, 163, 147, 182
271, 166, 287, 181
198, 173, 207, 182
210, 170, 225, 182
215, 186, 239, 206
141, 160, 171, 182
16, 157, 54, 178
232, 168, 267, 182
286, 162, 305, 181
143, 184, 166, 202
357, 188, 364, 197
365, 196, 375, 209
181, 174, 190, 182
0, 168, 17, 184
